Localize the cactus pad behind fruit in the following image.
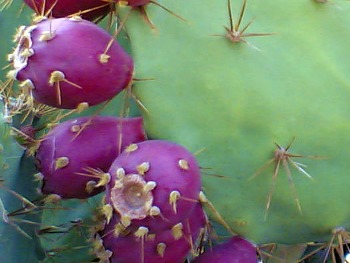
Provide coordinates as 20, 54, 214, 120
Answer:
123, 0, 350, 244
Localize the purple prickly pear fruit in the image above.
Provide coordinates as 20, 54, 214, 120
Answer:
10, 17, 134, 109
36, 116, 146, 199
96, 203, 207, 263
23, 0, 110, 21
192, 236, 258, 263
186, 203, 208, 248
105, 140, 202, 232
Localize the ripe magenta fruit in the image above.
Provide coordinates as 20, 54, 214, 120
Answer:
23, 0, 110, 21
10, 17, 134, 109
36, 116, 146, 199
96, 203, 207, 263
192, 236, 258, 263
105, 140, 202, 232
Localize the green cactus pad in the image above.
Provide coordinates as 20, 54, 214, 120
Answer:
0, 102, 44, 262
123, 0, 350, 244
39, 196, 102, 262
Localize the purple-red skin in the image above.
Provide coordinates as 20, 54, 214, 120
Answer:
186, 203, 208, 246
23, 0, 110, 21
106, 140, 202, 232
36, 116, 146, 199
192, 236, 258, 263
14, 18, 134, 109
100, 203, 207, 263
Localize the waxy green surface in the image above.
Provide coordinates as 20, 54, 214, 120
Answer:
124, 0, 350, 244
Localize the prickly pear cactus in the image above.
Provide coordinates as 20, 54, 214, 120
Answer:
2, 0, 350, 262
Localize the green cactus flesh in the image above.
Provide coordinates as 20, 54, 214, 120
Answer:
39, 196, 102, 262
0, 102, 45, 262
123, 0, 350, 244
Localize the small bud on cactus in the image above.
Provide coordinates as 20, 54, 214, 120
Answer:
10, 17, 134, 109
192, 236, 258, 263
23, 0, 111, 21
36, 116, 146, 199
105, 140, 202, 232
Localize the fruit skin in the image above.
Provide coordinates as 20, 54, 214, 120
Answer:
105, 140, 202, 232
11, 17, 134, 109
98, 202, 207, 263
22, 0, 110, 21
192, 236, 258, 263
36, 116, 146, 199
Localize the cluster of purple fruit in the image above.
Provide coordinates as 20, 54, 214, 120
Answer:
8, 0, 259, 262
37, 117, 208, 262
